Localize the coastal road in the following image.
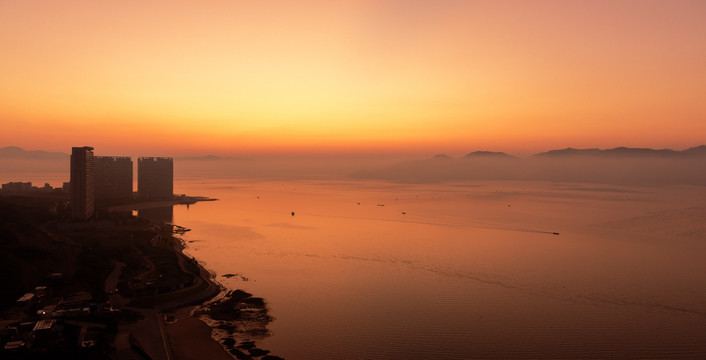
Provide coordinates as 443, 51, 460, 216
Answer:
105, 261, 129, 308
155, 309, 174, 360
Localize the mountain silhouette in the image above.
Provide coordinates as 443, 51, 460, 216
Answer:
533, 146, 706, 158
177, 154, 252, 161
464, 151, 514, 158
682, 145, 706, 156
353, 145, 706, 185
431, 154, 452, 160
0, 146, 69, 160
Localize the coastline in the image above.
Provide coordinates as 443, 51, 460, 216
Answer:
107, 198, 253, 360
105, 216, 233, 360
0, 191, 271, 359
160, 223, 282, 360
154, 222, 234, 360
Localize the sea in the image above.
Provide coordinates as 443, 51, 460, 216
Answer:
169, 177, 706, 359
4, 173, 706, 359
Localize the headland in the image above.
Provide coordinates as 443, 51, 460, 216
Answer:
0, 191, 235, 359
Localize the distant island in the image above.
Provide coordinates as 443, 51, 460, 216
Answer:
464, 151, 515, 159
0, 146, 69, 160
176, 155, 253, 161
534, 145, 706, 158
407, 145, 706, 160
352, 145, 706, 185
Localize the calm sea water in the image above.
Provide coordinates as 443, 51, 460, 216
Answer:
169, 178, 706, 359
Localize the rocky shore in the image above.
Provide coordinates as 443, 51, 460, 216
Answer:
136, 220, 283, 360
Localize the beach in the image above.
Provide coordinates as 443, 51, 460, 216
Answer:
165, 309, 232, 360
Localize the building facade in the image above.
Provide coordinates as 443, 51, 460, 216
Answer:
94, 156, 133, 201
137, 157, 173, 199
70, 146, 94, 220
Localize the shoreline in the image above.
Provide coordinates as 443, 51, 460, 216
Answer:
160, 224, 282, 360
155, 222, 234, 360
106, 217, 233, 360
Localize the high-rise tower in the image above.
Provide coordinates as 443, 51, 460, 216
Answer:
137, 157, 173, 199
94, 156, 133, 201
70, 146, 95, 220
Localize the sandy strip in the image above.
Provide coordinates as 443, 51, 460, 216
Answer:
165, 315, 232, 360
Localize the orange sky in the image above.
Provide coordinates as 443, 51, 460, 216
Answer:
1, 0, 705, 156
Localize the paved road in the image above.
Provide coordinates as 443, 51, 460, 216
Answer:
105, 261, 129, 308
155, 309, 174, 360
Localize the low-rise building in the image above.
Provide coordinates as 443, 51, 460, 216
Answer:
1, 182, 32, 191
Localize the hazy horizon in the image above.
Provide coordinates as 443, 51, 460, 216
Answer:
2, 143, 705, 159
2, 144, 705, 188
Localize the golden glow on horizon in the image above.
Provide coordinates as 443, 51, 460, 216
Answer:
1, 0, 705, 155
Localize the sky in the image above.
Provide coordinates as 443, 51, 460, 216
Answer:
1, 0, 705, 156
